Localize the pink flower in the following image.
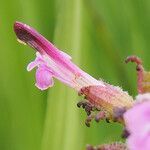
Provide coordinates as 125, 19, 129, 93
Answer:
14, 21, 103, 91
14, 21, 133, 121
124, 94, 150, 150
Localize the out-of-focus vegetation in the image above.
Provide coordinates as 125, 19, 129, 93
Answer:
0, 0, 149, 150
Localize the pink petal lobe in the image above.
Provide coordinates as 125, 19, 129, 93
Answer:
27, 61, 38, 71
27, 52, 45, 71
35, 67, 54, 90
59, 50, 72, 60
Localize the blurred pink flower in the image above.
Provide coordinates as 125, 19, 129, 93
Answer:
124, 93, 150, 150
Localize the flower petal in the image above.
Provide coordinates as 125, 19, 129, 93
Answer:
124, 94, 150, 133
27, 61, 38, 71
27, 52, 45, 71
59, 50, 72, 60
124, 94, 150, 150
35, 67, 54, 90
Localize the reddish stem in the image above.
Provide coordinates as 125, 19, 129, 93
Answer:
125, 55, 144, 94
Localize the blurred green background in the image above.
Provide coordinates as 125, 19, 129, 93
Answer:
0, 0, 149, 150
